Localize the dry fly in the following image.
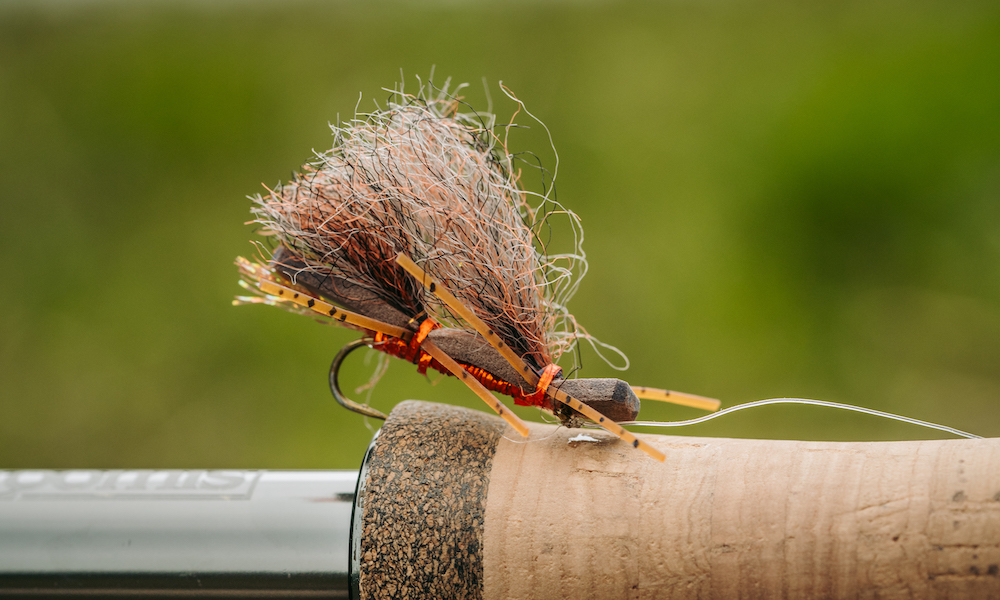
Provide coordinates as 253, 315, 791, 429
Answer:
235, 78, 720, 461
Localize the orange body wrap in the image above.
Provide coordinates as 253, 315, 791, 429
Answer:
371, 331, 555, 408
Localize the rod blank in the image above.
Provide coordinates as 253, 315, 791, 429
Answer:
0, 470, 354, 598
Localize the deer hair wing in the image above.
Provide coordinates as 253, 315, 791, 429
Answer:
250, 82, 591, 371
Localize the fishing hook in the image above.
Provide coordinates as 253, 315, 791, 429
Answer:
329, 337, 389, 420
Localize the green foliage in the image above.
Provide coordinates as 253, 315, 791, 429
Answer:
1, 0, 998, 468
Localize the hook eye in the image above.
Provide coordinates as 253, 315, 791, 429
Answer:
329, 337, 389, 420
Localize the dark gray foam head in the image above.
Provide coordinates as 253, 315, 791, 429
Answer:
554, 378, 640, 423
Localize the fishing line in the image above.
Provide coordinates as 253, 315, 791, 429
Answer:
616, 397, 982, 440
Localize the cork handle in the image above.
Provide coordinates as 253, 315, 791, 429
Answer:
357, 401, 1000, 600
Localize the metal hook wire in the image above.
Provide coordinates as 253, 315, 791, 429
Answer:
329, 337, 388, 420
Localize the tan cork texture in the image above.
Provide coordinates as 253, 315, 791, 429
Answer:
356, 400, 1000, 600
483, 422, 1000, 600
357, 401, 506, 600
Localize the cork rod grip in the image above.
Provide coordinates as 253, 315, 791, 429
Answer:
355, 401, 1000, 600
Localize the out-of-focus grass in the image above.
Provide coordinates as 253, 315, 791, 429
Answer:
1, 1, 998, 469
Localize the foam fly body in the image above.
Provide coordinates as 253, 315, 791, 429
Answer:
236, 78, 720, 461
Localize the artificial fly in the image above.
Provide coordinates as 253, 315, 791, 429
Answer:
234, 78, 723, 462
235, 77, 979, 462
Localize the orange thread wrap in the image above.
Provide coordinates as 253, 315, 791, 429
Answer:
370, 332, 553, 408
523, 363, 562, 407
403, 318, 436, 362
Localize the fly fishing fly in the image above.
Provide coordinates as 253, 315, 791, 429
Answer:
235, 78, 721, 462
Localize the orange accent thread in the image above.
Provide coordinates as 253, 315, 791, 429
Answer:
462, 364, 523, 400
523, 363, 562, 408
384, 318, 439, 364
413, 318, 435, 347
370, 333, 543, 405
373, 334, 438, 369
417, 352, 434, 375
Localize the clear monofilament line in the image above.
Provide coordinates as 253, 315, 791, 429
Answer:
617, 397, 983, 440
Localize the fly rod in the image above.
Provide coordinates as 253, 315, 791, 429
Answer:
6, 402, 994, 599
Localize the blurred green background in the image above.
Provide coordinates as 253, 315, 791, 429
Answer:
1, 0, 998, 470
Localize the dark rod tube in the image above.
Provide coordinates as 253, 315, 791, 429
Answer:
0, 470, 356, 598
